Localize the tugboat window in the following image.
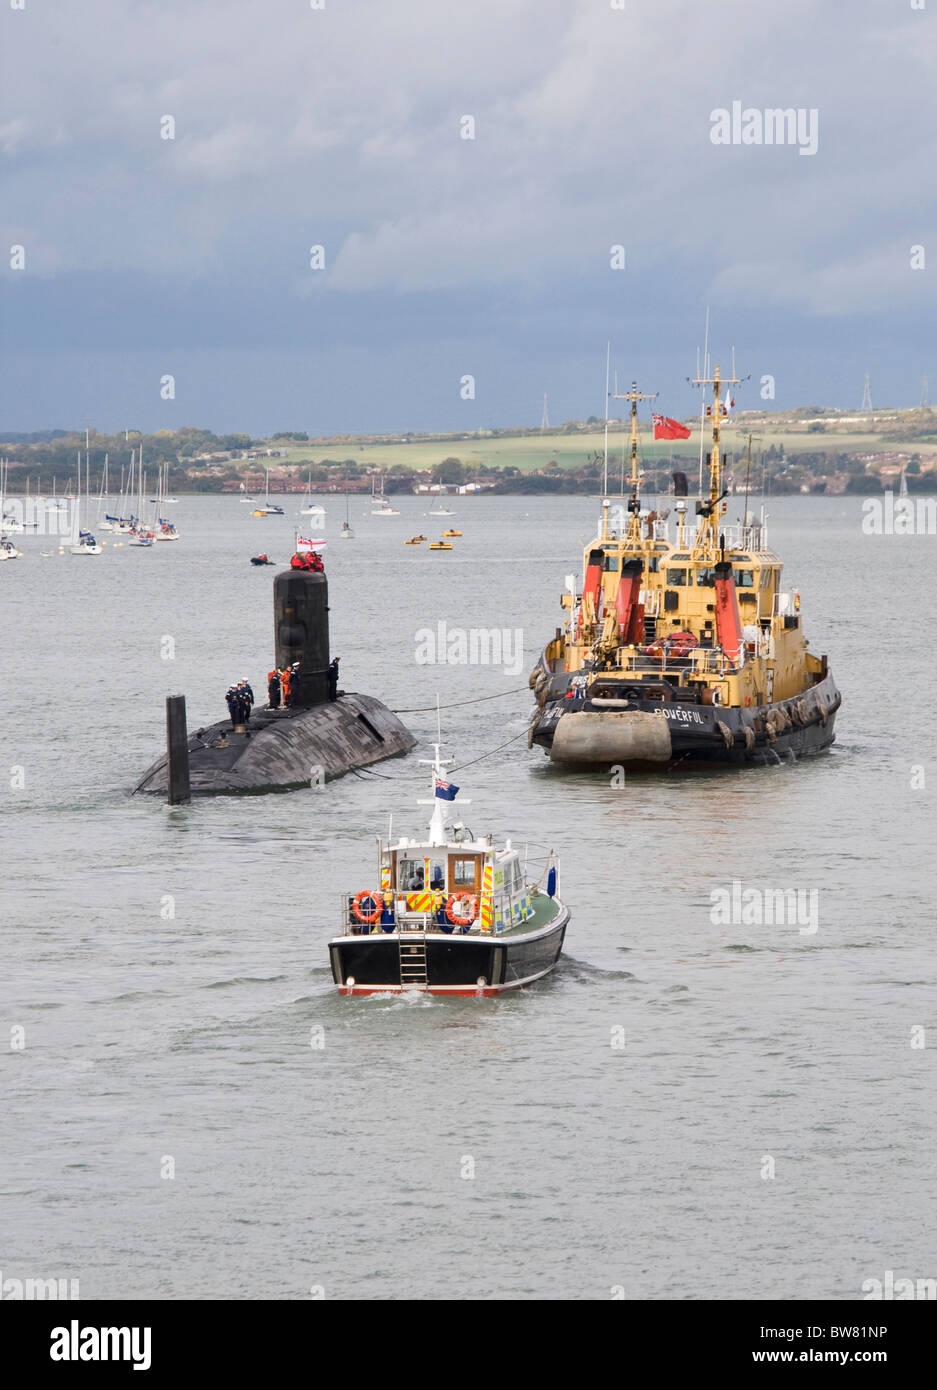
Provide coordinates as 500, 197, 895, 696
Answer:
733, 569, 755, 587
695, 567, 716, 586
665, 568, 687, 586
603, 555, 620, 572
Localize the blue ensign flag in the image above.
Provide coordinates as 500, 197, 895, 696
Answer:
435, 779, 459, 801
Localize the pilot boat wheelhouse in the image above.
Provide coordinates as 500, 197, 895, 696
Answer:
529, 364, 842, 768
329, 748, 568, 996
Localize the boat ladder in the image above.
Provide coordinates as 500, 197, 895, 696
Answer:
398, 931, 428, 988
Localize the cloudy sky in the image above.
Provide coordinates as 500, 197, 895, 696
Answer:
2, 0, 935, 434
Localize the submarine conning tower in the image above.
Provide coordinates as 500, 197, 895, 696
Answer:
133, 557, 418, 796
274, 567, 330, 706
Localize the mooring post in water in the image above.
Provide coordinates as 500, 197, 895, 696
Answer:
166, 694, 191, 805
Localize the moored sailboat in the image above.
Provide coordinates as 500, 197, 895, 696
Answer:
370, 474, 399, 515
253, 468, 285, 516
69, 449, 102, 555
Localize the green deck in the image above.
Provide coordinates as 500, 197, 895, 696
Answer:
498, 891, 561, 936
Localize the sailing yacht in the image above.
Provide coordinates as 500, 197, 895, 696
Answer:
0, 462, 23, 554
153, 464, 181, 539
370, 474, 399, 516
339, 492, 355, 539
299, 471, 326, 518
253, 468, 285, 516
69, 450, 102, 555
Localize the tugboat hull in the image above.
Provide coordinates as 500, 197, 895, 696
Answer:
531, 667, 841, 769
330, 909, 569, 997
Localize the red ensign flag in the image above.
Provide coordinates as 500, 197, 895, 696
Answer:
653, 414, 692, 440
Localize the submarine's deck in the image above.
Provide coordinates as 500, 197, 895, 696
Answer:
133, 692, 416, 797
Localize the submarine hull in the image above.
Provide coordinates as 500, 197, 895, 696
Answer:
133, 692, 416, 797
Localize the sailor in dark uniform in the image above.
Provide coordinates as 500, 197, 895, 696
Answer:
267, 668, 281, 710
328, 656, 340, 701
225, 686, 240, 729
239, 680, 255, 723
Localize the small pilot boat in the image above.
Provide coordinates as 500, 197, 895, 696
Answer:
328, 745, 569, 996
429, 541, 453, 550
250, 553, 274, 566
0, 536, 22, 561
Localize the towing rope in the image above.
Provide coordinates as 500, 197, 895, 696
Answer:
449, 721, 538, 773
351, 717, 538, 780
391, 686, 528, 714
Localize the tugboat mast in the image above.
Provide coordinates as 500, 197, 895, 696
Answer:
690, 362, 741, 558
611, 380, 657, 543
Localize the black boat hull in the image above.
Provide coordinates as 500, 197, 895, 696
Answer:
330, 910, 569, 996
529, 662, 841, 769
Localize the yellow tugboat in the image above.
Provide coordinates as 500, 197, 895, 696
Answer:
529, 364, 842, 767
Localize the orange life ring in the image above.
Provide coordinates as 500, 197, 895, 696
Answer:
445, 894, 478, 927
352, 890, 382, 924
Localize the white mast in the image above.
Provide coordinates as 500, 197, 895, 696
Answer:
698, 307, 710, 493
603, 341, 610, 498
416, 706, 471, 847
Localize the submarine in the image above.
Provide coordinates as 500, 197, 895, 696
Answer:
133, 561, 416, 797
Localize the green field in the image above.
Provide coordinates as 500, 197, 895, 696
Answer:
273, 425, 923, 475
